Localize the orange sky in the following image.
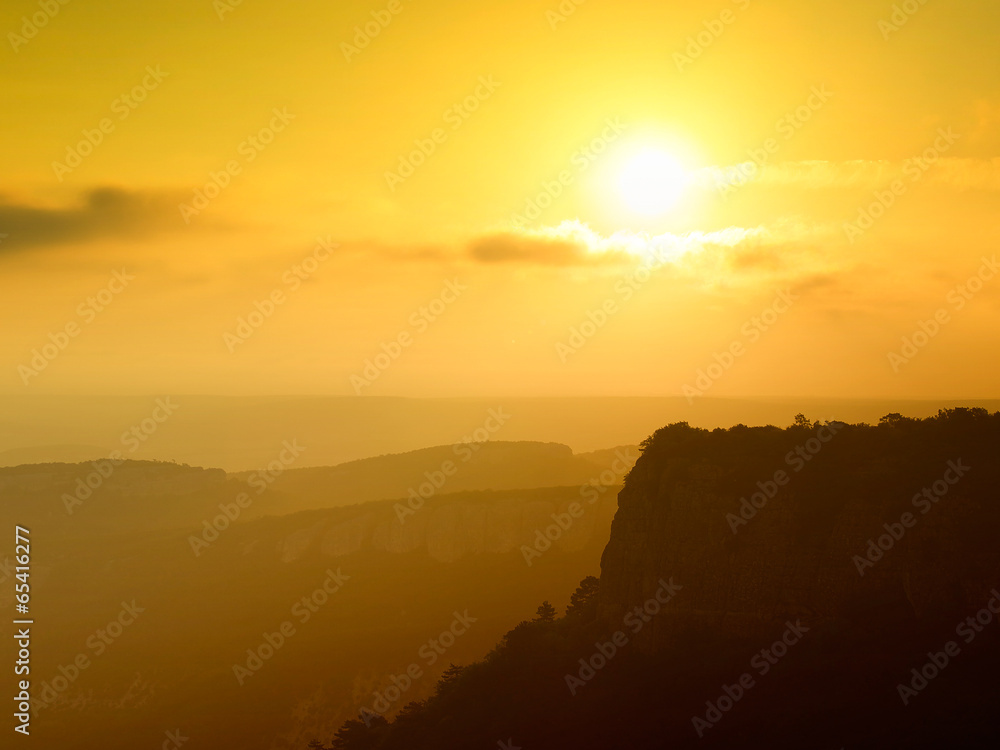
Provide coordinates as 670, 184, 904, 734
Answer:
2, 0, 999, 398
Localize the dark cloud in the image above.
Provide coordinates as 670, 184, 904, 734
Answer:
468, 232, 600, 265
0, 188, 178, 251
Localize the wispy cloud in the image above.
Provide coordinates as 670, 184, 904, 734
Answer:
0, 188, 181, 252
692, 158, 1000, 191
469, 220, 809, 266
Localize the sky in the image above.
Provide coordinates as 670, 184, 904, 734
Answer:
2, 0, 999, 398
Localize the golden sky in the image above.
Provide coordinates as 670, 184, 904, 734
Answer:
2, 0, 999, 398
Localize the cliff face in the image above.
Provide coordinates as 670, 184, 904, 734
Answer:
598, 412, 1000, 651
273, 486, 619, 563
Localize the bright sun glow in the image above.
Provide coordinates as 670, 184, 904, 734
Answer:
618, 149, 689, 215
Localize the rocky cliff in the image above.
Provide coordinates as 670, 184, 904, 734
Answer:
598, 410, 1000, 651
271, 485, 619, 564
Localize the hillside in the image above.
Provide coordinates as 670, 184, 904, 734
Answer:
318, 409, 1000, 749
233, 441, 635, 515
0, 444, 630, 750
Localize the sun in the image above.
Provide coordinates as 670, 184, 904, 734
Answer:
618, 149, 689, 215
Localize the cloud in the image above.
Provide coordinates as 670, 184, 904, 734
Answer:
692, 158, 1000, 192
0, 188, 180, 251
921, 158, 1000, 190
470, 224, 609, 265
468, 220, 778, 267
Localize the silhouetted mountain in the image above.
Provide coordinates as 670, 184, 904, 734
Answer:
0, 442, 634, 534
0, 444, 108, 465
3, 394, 998, 470
233, 441, 635, 515
0, 445, 630, 750
319, 409, 1000, 749
599, 408, 1000, 648
0, 460, 230, 534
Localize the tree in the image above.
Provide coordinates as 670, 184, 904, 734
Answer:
879, 412, 909, 426
331, 717, 386, 750
535, 601, 556, 622
793, 413, 812, 428
393, 700, 427, 728
566, 576, 600, 619
434, 664, 465, 697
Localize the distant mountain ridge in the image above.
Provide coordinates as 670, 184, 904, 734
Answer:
234, 441, 636, 515
3, 394, 998, 470
0, 442, 630, 750
0, 441, 636, 535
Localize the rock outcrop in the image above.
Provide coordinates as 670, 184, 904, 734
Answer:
598, 411, 1000, 651
273, 486, 619, 563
